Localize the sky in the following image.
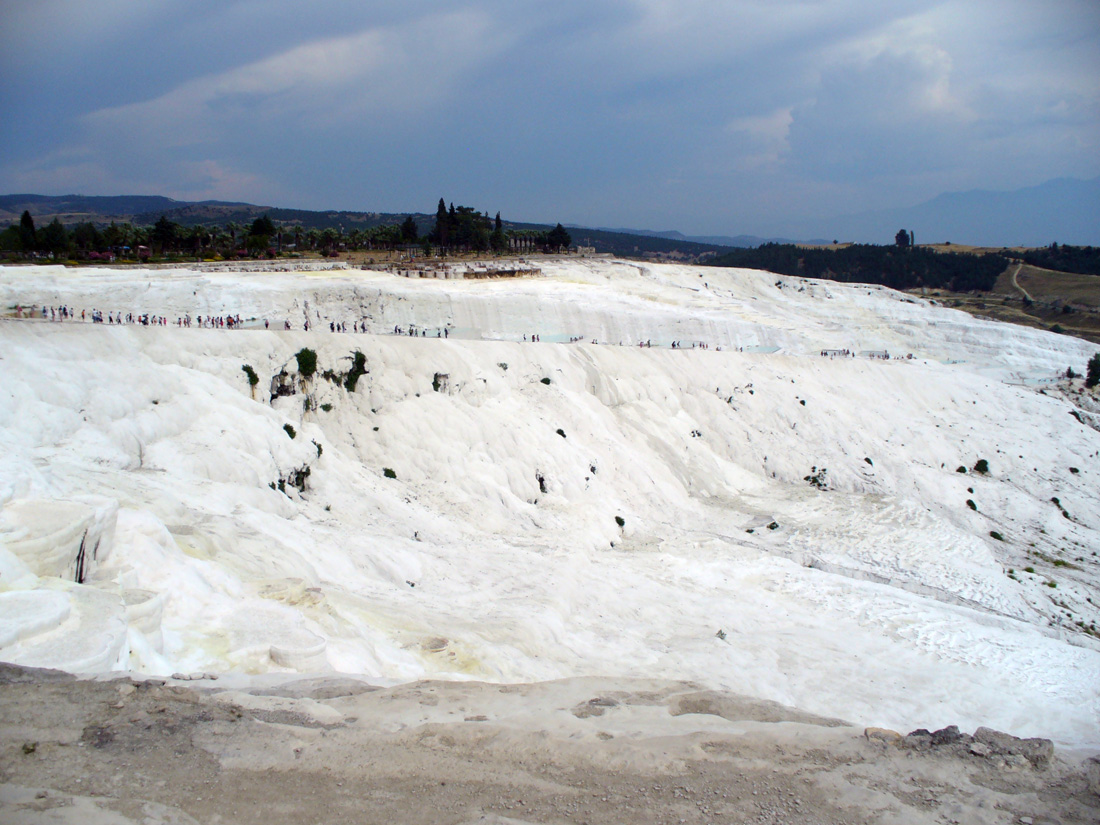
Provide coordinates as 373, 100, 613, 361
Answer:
1, 0, 1098, 239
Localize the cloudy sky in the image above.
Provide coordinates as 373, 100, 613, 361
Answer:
1, 0, 1097, 238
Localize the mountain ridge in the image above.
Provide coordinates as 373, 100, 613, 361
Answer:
818, 176, 1100, 247
4, 175, 1098, 250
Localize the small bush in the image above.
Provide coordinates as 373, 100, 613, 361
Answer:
989, 531, 1004, 541
973, 459, 989, 474
383, 467, 396, 479
283, 423, 297, 439
540, 377, 551, 385
615, 516, 625, 528
498, 362, 508, 371
1045, 580, 1057, 588
956, 466, 967, 473
312, 439, 322, 457
320, 403, 333, 412
1069, 467, 1079, 474
295, 348, 318, 378
1087, 353, 1100, 389
241, 364, 259, 387
1024, 566, 1035, 573
864, 457, 873, 466
803, 466, 828, 490
556, 428, 566, 438
966, 499, 977, 511
345, 351, 367, 392
288, 465, 311, 493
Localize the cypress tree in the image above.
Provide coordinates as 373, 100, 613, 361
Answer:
433, 198, 449, 246
1087, 353, 1100, 389
19, 210, 36, 250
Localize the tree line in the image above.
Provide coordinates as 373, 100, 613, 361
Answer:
428, 199, 570, 254
706, 242, 1008, 292
1017, 243, 1100, 277
0, 199, 573, 262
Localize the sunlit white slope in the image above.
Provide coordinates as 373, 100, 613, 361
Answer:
3, 259, 1093, 377
0, 260, 1098, 748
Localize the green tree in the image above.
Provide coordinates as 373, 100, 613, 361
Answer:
245, 215, 275, 257
102, 222, 126, 252
246, 233, 270, 257
547, 223, 571, 251
895, 229, 911, 248
226, 222, 243, 250
72, 222, 104, 252
491, 212, 507, 253
187, 224, 210, 256
0, 225, 22, 252
19, 210, 36, 250
295, 348, 318, 378
39, 218, 70, 257
401, 215, 418, 244
152, 215, 179, 254
1086, 353, 1100, 389
250, 215, 276, 237
432, 198, 449, 248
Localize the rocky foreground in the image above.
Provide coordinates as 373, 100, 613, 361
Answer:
1, 665, 1097, 825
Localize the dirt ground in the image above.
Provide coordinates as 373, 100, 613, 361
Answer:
918, 260, 1100, 345
1, 664, 1097, 825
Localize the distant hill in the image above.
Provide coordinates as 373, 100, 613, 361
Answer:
818, 177, 1100, 247
589, 226, 830, 248
0, 194, 258, 227
0, 193, 425, 232
0, 194, 738, 260
557, 227, 733, 259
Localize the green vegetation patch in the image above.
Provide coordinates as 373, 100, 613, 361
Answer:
707, 243, 1006, 292
295, 348, 317, 378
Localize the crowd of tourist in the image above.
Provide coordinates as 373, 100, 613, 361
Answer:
11, 303, 912, 358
